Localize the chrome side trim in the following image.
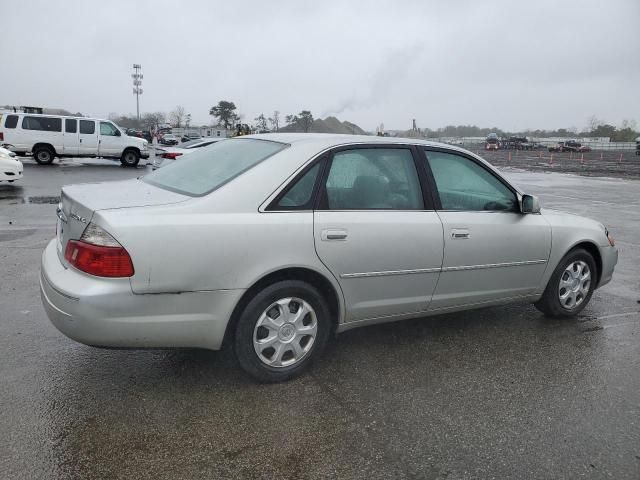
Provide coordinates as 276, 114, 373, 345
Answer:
340, 267, 441, 279
442, 259, 547, 272
340, 260, 547, 279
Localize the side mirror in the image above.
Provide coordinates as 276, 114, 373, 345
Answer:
115, 130, 121, 137
521, 194, 540, 214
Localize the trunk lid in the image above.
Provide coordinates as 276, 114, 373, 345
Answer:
56, 179, 188, 264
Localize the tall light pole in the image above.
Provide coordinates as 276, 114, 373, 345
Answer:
132, 64, 143, 122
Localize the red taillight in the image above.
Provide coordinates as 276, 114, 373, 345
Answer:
0, 132, 4, 141
64, 240, 134, 277
162, 152, 183, 159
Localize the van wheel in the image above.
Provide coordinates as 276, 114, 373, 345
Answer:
120, 149, 140, 167
234, 280, 331, 382
33, 146, 54, 165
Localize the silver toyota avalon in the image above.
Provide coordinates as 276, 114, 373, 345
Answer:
41, 134, 618, 382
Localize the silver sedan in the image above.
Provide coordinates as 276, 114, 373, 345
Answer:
41, 134, 618, 382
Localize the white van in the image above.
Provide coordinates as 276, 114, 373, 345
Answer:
0, 113, 149, 166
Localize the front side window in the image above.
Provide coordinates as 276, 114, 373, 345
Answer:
65, 119, 77, 133
4, 115, 18, 128
144, 138, 287, 196
22, 116, 62, 132
100, 122, 119, 136
79, 120, 95, 134
426, 150, 517, 211
323, 148, 423, 210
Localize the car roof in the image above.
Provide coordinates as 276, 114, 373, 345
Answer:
240, 132, 466, 152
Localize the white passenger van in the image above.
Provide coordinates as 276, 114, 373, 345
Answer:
0, 113, 149, 166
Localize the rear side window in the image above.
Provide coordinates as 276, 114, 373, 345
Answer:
323, 148, 424, 210
22, 116, 62, 132
79, 120, 95, 134
4, 115, 18, 128
65, 119, 77, 133
272, 162, 322, 210
144, 138, 287, 197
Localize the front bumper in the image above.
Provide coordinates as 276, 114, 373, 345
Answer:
597, 245, 618, 288
0, 163, 23, 181
40, 240, 243, 350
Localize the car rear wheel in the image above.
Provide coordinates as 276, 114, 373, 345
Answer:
33, 146, 54, 165
535, 248, 597, 317
120, 149, 140, 167
234, 280, 331, 382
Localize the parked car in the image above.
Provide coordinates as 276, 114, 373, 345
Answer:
41, 134, 618, 382
636, 137, 640, 156
159, 133, 179, 146
548, 141, 584, 153
153, 138, 222, 168
0, 113, 149, 166
0, 145, 22, 182
125, 128, 143, 138
577, 145, 592, 153
181, 133, 202, 143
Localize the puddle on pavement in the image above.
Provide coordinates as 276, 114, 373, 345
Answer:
0, 195, 60, 205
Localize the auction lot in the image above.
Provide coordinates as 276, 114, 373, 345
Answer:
1, 154, 639, 479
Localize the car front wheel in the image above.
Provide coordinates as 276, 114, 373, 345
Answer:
535, 248, 597, 317
234, 280, 331, 382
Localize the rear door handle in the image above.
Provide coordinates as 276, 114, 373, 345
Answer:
321, 229, 348, 241
451, 228, 470, 239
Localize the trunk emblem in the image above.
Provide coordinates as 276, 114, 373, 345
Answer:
70, 212, 87, 223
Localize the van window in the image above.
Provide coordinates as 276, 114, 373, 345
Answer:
79, 120, 95, 135
22, 116, 62, 132
4, 115, 18, 129
65, 119, 77, 133
100, 122, 119, 136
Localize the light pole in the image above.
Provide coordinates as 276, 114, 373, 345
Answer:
132, 64, 143, 122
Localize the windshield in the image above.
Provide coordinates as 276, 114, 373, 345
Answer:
144, 138, 287, 196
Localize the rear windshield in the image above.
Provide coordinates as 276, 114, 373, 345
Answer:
144, 138, 287, 196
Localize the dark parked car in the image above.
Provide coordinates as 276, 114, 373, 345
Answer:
549, 141, 586, 153
125, 128, 143, 138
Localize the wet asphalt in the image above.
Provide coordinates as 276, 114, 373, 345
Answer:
1, 157, 639, 479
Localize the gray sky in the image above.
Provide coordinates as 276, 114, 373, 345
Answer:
3, 0, 639, 132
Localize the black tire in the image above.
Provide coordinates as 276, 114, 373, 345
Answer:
33, 145, 54, 165
120, 149, 140, 167
535, 248, 597, 318
234, 280, 331, 382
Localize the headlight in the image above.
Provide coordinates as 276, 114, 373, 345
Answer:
604, 227, 615, 246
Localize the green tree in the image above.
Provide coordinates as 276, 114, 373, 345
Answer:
209, 101, 237, 129
298, 110, 314, 132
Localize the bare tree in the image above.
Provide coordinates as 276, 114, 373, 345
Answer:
586, 115, 603, 133
142, 111, 166, 131
254, 113, 268, 131
268, 110, 280, 131
169, 105, 186, 128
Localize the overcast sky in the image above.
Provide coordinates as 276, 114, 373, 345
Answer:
3, 0, 639, 132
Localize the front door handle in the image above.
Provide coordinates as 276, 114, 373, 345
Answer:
321, 229, 348, 241
451, 228, 470, 239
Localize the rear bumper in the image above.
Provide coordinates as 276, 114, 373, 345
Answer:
40, 239, 244, 350
597, 244, 618, 288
